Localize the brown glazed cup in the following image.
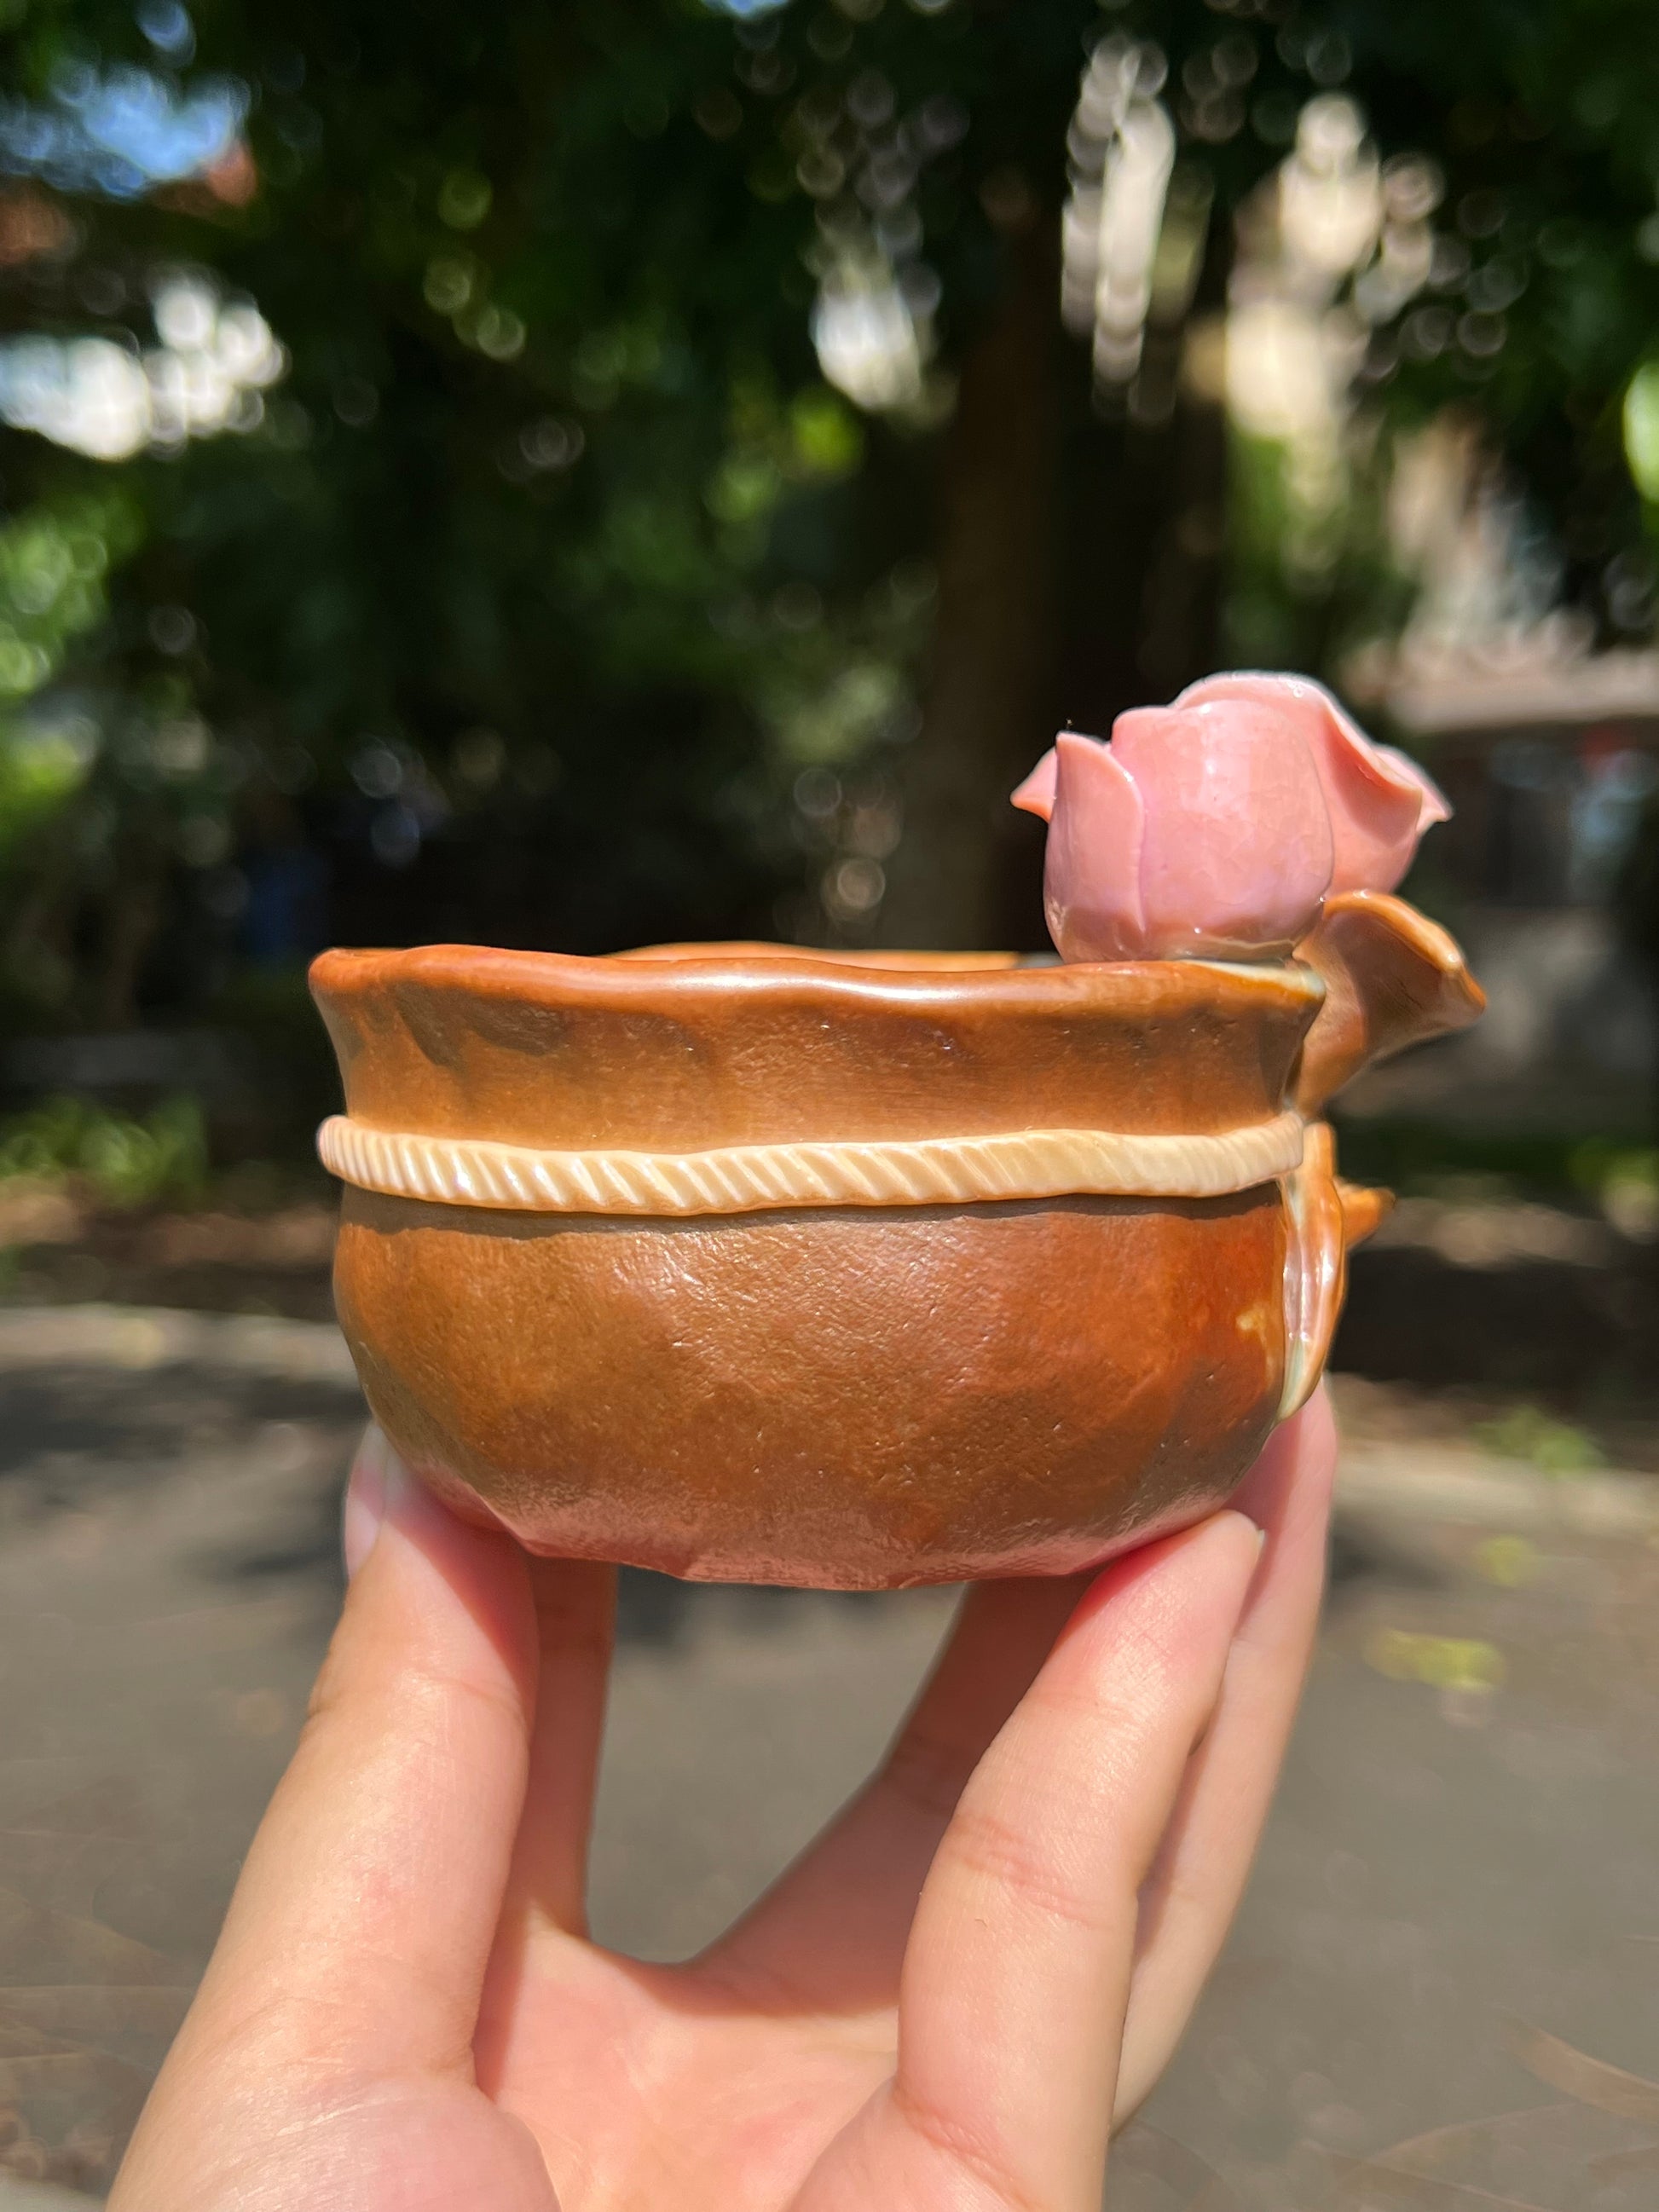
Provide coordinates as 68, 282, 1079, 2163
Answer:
311, 893, 1481, 1588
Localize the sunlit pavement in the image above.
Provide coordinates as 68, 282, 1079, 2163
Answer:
2, 1308, 1657, 2209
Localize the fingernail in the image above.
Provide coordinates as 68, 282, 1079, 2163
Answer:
344, 1425, 396, 1580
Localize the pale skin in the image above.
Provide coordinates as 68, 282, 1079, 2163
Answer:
109, 1389, 1336, 2212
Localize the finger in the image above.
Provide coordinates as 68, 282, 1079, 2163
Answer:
806, 1511, 1260, 2212
472, 1562, 618, 2113
153, 1429, 539, 2084
1113, 1386, 1336, 2121
709, 1573, 1088, 2004
496, 1557, 617, 1937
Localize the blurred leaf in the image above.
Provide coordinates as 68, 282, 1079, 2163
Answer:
0, 1889, 176, 1989
0, 1987, 191, 2071
1364, 1629, 1506, 1690
0, 1835, 138, 1921
1588, 2142, 1659, 2180
0, 2052, 143, 2099
1109, 2121, 1244, 2208
1473, 1406, 1605, 1476
1506, 2019, 1659, 2126
1622, 362, 1659, 502
0, 1096, 206, 1209
1319, 2149, 1552, 2209
6, 1781, 143, 1839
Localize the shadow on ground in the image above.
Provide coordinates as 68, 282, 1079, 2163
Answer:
0, 1342, 898, 1655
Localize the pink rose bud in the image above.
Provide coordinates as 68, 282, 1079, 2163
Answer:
1175, 672, 1449, 894
1013, 702, 1334, 962
1012, 674, 1449, 962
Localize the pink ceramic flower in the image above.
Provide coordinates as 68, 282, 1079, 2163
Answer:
1174, 672, 1449, 895
1010, 673, 1449, 962
1011, 701, 1333, 962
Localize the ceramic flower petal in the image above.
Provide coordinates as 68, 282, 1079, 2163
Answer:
1176, 671, 1447, 894
1107, 699, 1334, 957
1011, 748, 1059, 822
1043, 731, 1147, 961
1374, 740, 1453, 829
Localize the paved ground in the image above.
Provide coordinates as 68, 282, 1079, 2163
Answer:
2, 1308, 1658, 2209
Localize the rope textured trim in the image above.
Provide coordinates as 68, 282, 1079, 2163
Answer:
317, 1111, 1305, 1218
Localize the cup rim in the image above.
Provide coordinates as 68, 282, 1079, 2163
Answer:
309, 939, 1326, 1019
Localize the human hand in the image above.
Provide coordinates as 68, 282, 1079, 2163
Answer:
110, 1392, 1335, 2212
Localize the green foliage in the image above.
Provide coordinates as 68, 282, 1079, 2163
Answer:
0, 0, 901, 1008
1623, 363, 1659, 503
0, 1092, 207, 1208
0, 720, 86, 865
1330, 1121, 1659, 1240
1332, 1117, 1648, 1195
0, 489, 136, 892
0, 0, 1655, 1019
0, 492, 134, 700
1474, 1403, 1607, 1477
1570, 1137, 1659, 1236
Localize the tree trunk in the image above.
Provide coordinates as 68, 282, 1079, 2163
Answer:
880, 220, 1228, 956
95, 840, 165, 1028
879, 220, 1061, 953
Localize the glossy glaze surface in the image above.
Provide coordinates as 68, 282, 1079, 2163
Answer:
336, 1183, 1286, 1585
314, 918, 1482, 1585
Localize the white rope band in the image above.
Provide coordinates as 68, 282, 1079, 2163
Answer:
317, 1111, 1305, 1218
